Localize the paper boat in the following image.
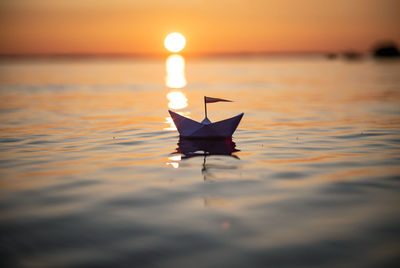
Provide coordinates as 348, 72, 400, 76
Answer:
168, 110, 244, 138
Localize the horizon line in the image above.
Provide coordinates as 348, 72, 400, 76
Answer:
0, 50, 371, 60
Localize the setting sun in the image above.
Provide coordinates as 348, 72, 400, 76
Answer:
164, 33, 186, 53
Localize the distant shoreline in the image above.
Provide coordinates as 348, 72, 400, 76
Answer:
1, 51, 397, 62
0, 51, 337, 60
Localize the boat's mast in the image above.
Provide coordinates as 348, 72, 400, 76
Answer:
204, 96, 208, 118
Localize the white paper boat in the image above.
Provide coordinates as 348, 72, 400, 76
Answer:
168, 110, 244, 138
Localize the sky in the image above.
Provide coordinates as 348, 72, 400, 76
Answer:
0, 0, 399, 55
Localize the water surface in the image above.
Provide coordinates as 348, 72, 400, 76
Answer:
0, 57, 399, 267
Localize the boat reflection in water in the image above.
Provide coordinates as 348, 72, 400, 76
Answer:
176, 138, 239, 159
167, 138, 240, 181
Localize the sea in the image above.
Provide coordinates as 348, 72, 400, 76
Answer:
0, 55, 399, 267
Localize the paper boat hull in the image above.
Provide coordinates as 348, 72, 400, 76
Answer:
169, 110, 244, 138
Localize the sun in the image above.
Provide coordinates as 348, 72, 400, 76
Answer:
164, 33, 186, 53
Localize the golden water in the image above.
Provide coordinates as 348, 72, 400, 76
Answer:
0, 57, 399, 267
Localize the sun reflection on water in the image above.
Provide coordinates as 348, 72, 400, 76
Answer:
166, 54, 186, 89
166, 162, 179, 169
166, 154, 182, 169
167, 91, 187, 109
165, 53, 189, 131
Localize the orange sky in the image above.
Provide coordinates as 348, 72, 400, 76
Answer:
0, 0, 399, 55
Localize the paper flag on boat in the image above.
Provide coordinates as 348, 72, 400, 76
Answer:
205, 96, 232, 103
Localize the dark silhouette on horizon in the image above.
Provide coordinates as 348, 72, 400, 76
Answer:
342, 51, 363, 60
325, 53, 338, 60
372, 41, 400, 58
